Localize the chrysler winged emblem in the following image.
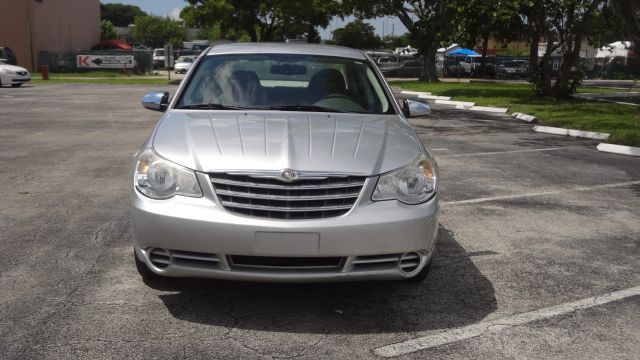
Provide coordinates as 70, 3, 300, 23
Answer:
279, 169, 298, 182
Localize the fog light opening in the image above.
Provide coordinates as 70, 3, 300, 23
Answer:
398, 252, 421, 273
149, 248, 171, 269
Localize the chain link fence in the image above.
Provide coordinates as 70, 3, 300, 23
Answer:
36, 50, 154, 74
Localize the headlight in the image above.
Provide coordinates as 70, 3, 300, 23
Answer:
134, 148, 202, 199
372, 155, 437, 204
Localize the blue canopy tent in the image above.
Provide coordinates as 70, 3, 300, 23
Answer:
448, 48, 480, 56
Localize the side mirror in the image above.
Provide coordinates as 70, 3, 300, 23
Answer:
402, 98, 431, 118
142, 91, 170, 112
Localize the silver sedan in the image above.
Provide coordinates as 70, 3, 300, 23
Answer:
132, 43, 438, 282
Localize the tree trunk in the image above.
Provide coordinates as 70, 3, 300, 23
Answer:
479, 33, 489, 78
420, 41, 439, 82
536, 29, 556, 97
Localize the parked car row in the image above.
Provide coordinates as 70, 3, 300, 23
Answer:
375, 53, 530, 79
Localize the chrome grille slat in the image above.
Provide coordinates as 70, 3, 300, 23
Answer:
400, 261, 420, 268
221, 201, 353, 212
351, 256, 400, 265
150, 257, 170, 265
216, 189, 361, 201
210, 173, 366, 220
172, 251, 220, 262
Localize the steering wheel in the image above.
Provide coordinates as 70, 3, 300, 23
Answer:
313, 94, 366, 112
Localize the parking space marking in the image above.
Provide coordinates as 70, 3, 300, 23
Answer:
0, 98, 94, 103
440, 147, 563, 158
442, 181, 640, 206
374, 285, 640, 358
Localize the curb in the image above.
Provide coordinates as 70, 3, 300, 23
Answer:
511, 112, 537, 123
418, 94, 452, 101
401, 90, 432, 96
468, 106, 509, 114
436, 99, 475, 107
533, 126, 610, 140
596, 143, 640, 157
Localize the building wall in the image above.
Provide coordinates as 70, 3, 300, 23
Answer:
0, 0, 100, 70
0, 1, 32, 69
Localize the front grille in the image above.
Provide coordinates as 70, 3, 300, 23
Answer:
210, 173, 366, 219
229, 255, 344, 271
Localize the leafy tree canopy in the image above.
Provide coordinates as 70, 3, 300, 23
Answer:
100, 3, 147, 27
332, 20, 382, 49
346, 0, 463, 81
100, 19, 119, 40
180, 0, 344, 42
132, 15, 186, 48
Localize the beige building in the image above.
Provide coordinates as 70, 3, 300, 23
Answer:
0, 0, 100, 71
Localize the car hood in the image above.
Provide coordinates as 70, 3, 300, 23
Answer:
0, 64, 28, 73
152, 111, 423, 176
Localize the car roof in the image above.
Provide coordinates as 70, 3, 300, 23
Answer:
205, 42, 368, 60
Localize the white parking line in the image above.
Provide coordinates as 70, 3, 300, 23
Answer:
442, 181, 640, 206
0, 98, 92, 103
374, 285, 640, 358
440, 147, 563, 158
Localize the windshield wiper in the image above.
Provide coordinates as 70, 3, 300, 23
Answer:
266, 105, 345, 113
177, 103, 254, 110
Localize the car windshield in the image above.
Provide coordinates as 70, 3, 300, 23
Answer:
177, 56, 193, 63
177, 53, 393, 114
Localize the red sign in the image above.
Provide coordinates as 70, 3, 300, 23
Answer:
77, 56, 90, 67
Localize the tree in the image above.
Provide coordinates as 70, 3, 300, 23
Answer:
132, 15, 186, 48
611, 0, 640, 48
100, 3, 146, 27
100, 19, 118, 40
347, 0, 461, 82
521, 0, 604, 98
382, 33, 411, 49
181, 0, 344, 42
332, 20, 382, 49
453, 0, 525, 77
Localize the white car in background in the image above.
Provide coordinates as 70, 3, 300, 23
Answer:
174, 56, 195, 74
0, 60, 31, 87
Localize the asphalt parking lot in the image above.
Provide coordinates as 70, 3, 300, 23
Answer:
1, 84, 639, 359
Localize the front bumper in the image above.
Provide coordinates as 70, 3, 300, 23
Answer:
3, 74, 30, 85
131, 173, 439, 282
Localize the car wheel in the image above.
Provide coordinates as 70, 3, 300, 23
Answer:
405, 258, 432, 282
134, 250, 162, 280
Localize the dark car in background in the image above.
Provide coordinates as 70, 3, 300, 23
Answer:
496, 60, 529, 78
380, 60, 423, 78
0, 47, 17, 65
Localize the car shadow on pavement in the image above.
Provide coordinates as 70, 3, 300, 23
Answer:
153, 225, 497, 334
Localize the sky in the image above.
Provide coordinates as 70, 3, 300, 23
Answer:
100, 0, 408, 39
